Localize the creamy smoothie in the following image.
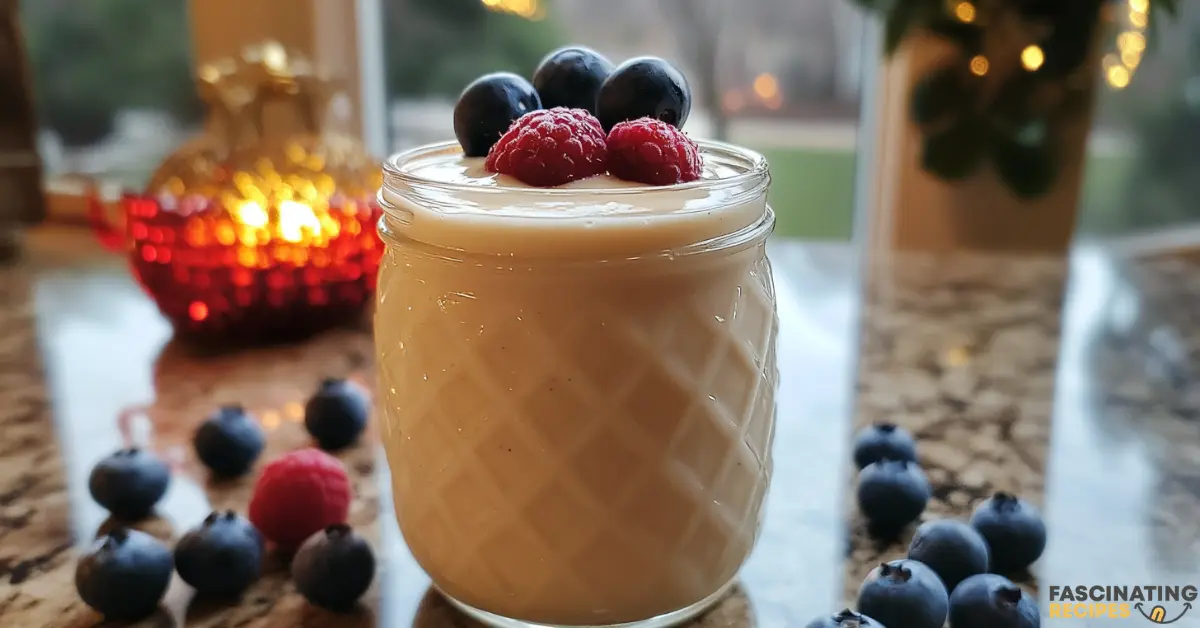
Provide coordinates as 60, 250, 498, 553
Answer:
376, 141, 778, 626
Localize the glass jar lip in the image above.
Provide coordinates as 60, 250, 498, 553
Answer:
381, 139, 770, 196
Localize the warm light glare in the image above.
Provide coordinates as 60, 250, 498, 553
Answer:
752, 73, 780, 100
480, 0, 542, 19
1107, 65, 1131, 89
278, 200, 323, 244
1021, 45, 1045, 71
969, 55, 989, 76
954, 1, 976, 23
1129, 0, 1149, 13
1129, 10, 1147, 27
236, 200, 269, 229
1122, 48, 1142, 68
1119, 31, 1147, 52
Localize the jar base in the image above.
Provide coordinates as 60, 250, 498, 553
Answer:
435, 578, 737, 628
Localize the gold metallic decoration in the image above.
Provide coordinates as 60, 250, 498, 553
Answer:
146, 40, 379, 204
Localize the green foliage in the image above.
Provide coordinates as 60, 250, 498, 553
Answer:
860, 0, 1133, 200
384, 0, 564, 98
21, 0, 200, 147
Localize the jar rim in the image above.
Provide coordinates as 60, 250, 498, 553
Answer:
381, 139, 770, 197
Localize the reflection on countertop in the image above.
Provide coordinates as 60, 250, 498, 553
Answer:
0, 227, 1196, 627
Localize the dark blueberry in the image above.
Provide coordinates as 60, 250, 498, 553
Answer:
453, 72, 541, 157
949, 574, 1039, 628
174, 510, 264, 598
88, 448, 171, 520
75, 528, 173, 621
194, 405, 265, 478
856, 459, 931, 533
805, 608, 888, 628
292, 524, 376, 612
857, 559, 949, 628
305, 378, 370, 451
969, 492, 1046, 573
532, 46, 614, 115
907, 519, 990, 592
596, 56, 691, 132
853, 422, 917, 469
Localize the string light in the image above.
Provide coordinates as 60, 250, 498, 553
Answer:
953, 1, 976, 23
1021, 45, 1045, 72
969, 55, 989, 76
1107, 65, 1131, 89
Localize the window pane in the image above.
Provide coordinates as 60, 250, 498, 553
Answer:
22, 0, 198, 188
384, 0, 869, 241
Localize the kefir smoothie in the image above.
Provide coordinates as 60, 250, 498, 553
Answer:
375, 49, 778, 628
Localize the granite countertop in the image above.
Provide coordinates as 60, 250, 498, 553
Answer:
0, 228, 1197, 627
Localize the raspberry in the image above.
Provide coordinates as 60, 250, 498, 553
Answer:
485, 107, 607, 187
248, 448, 351, 550
606, 117, 703, 185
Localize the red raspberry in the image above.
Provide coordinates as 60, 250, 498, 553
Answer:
485, 107, 607, 187
248, 448, 351, 549
606, 117, 703, 185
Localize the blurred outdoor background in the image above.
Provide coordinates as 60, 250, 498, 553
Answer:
20, 0, 1200, 240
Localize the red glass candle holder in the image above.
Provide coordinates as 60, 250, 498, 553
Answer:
91, 191, 382, 345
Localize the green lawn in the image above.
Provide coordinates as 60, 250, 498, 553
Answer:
757, 146, 1135, 240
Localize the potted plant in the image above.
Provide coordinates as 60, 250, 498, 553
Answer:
856, 0, 1180, 252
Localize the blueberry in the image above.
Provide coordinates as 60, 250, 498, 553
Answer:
596, 56, 691, 132
292, 524, 376, 612
174, 510, 264, 598
857, 559, 949, 628
305, 378, 370, 451
88, 448, 171, 520
805, 608, 888, 628
907, 519, 990, 592
453, 72, 541, 157
194, 405, 265, 477
949, 574, 1039, 628
969, 492, 1046, 573
532, 46, 615, 115
853, 422, 917, 469
75, 528, 173, 621
856, 459, 931, 533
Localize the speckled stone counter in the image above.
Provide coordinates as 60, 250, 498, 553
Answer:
0, 229, 1197, 627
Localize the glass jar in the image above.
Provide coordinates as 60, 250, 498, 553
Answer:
375, 141, 778, 628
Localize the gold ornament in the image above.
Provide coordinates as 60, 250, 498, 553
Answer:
146, 41, 381, 214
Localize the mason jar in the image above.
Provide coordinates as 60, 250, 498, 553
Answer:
376, 140, 778, 628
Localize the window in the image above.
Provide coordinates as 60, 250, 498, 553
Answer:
23, 0, 869, 242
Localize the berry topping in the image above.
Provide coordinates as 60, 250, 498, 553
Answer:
949, 574, 1039, 628
606, 118, 703, 185
75, 528, 173, 621
805, 608, 888, 628
532, 46, 615, 114
485, 107, 608, 187
454, 72, 542, 157
305, 378, 370, 451
857, 559, 949, 628
194, 404, 265, 478
293, 524, 376, 612
248, 448, 352, 550
88, 448, 171, 521
856, 459, 931, 535
907, 519, 990, 593
597, 56, 691, 132
174, 510, 264, 598
969, 492, 1046, 574
853, 422, 918, 469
